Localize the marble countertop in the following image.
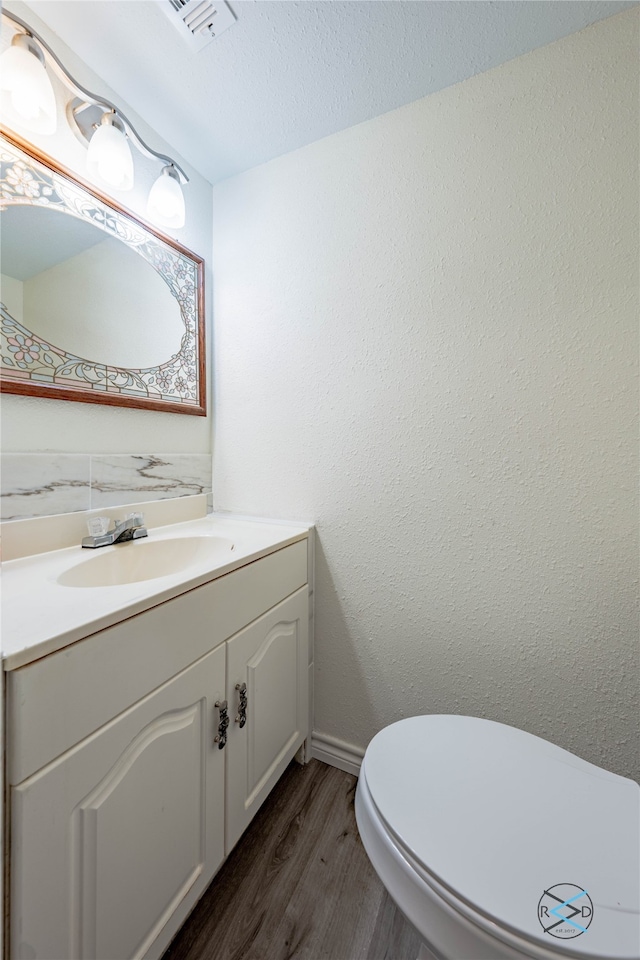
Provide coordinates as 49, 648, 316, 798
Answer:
2, 515, 310, 671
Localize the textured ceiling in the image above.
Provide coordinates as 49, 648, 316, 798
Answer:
17, 0, 638, 185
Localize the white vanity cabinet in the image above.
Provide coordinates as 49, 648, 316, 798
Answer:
225, 586, 308, 852
4, 538, 309, 960
11, 644, 228, 960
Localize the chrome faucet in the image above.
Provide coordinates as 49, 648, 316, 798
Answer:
82, 513, 148, 549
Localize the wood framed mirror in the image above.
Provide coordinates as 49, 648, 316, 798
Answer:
0, 128, 206, 415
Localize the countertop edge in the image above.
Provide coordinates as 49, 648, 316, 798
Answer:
3, 522, 311, 672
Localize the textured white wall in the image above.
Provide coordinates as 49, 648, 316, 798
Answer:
212, 11, 639, 780
1, 0, 212, 454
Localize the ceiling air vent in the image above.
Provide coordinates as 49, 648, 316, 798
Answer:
161, 0, 236, 51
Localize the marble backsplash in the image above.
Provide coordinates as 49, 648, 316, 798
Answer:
1, 453, 213, 521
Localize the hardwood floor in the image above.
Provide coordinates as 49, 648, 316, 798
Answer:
163, 759, 421, 960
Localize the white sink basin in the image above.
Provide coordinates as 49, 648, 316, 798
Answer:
57, 536, 235, 588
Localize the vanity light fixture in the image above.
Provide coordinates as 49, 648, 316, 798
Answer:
86, 111, 134, 191
147, 164, 186, 229
0, 8, 189, 228
0, 32, 56, 135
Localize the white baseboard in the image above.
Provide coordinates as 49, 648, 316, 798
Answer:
311, 731, 364, 777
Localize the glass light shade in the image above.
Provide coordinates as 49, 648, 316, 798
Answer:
0, 37, 56, 135
147, 166, 186, 229
87, 113, 134, 191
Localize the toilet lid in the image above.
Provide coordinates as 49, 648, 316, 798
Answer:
362, 716, 640, 960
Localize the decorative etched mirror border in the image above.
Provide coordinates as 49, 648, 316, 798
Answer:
0, 129, 206, 415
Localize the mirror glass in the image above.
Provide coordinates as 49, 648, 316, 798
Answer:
1, 206, 185, 369
0, 131, 205, 415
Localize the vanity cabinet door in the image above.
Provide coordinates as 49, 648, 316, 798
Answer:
10, 643, 226, 960
225, 586, 308, 852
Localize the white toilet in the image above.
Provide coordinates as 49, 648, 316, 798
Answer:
355, 715, 640, 960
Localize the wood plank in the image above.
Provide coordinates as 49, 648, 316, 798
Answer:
162, 760, 421, 960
